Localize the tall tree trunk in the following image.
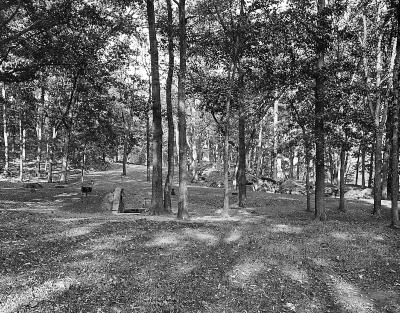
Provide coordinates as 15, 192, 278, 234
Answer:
147, 0, 164, 214
19, 116, 25, 181
60, 132, 70, 183
339, 142, 347, 212
81, 150, 86, 182
314, 0, 326, 221
2, 84, 9, 177
223, 99, 231, 217
372, 73, 384, 214
238, 109, 246, 206
122, 139, 128, 176
391, 12, 399, 227
381, 137, 391, 199
122, 112, 128, 176
256, 117, 264, 176
36, 82, 45, 178
48, 127, 56, 183
289, 147, 294, 179
238, 75, 246, 207
44, 139, 49, 172
303, 132, 312, 212
355, 146, 360, 185
296, 150, 301, 180
177, 0, 189, 219
163, 0, 175, 213
368, 144, 374, 188
361, 144, 366, 188
370, 5, 395, 216
36, 120, 43, 177
146, 82, 151, 182
372, 34, 394, 215
272, 98, 278, 181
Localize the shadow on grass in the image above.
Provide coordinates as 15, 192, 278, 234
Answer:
1, 213, 399, 313
1, 164, 400, 312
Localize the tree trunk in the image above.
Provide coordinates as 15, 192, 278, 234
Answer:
371, 5, 393, 216
272, 98, 278, 181
147, 0, 164, 214
296, 150, 301, 180
177, 0, 189, 219
303, 132, 312, 212
372, 130, 384, 215
2, 84, 10, 177
19, 116, 25, 181
122, 112, 128, 176
238, 107, 246, 207
339, 142, 346, 212
238, 74, 246, 207
355, 146, 360, 185
361, 144, 366, 188
81, 150, 86, 182
368, 144, 374, 188
36, 83, 45, 178
122, 138, 127, 176
163, 0, 175, 213
60, 132, 70, 183
314, 0, 326, 221
256, 117, 264, 176
289, 147, 294, 179
391, 14, 399, 227
223, 104, 231, 217
44, 139, 49, 172
381, 137, 391, 199
146, 83, 151, 182
48, 127, 56, 183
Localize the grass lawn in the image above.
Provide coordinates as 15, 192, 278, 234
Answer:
1, 164, 399, 313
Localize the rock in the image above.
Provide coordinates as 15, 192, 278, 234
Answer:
279, 179, 306, 195
344, 188, 373, 199
113, 187, 124, 212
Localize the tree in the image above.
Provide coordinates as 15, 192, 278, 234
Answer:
146, 0, 165, 214
1, 83, 10, 176
390, 1, 400, 228
177, 0, 189, 219
236, 0, 246, 208
314, 0, 327, 221
163, 0, 175, 213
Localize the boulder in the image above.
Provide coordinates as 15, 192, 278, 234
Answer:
279, 179, 306, 195
344, 188, 373, 199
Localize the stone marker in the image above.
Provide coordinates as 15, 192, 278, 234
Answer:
113, 187, 124, 212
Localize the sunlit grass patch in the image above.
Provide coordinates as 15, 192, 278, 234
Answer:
224, 229, 242, 243
0, 277, 78, 313
268, 223, 303, 234
227, 259, 264, 287
145, 231, 181, 247
182, 228, 219, 246
327, 274, 375, 313
281, 265, 309, 284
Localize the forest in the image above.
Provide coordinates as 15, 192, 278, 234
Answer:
1, 0, 400, 312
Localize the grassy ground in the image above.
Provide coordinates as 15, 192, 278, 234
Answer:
0, 164, 399, 313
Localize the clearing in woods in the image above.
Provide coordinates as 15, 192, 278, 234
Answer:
0, 164, 399, 313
